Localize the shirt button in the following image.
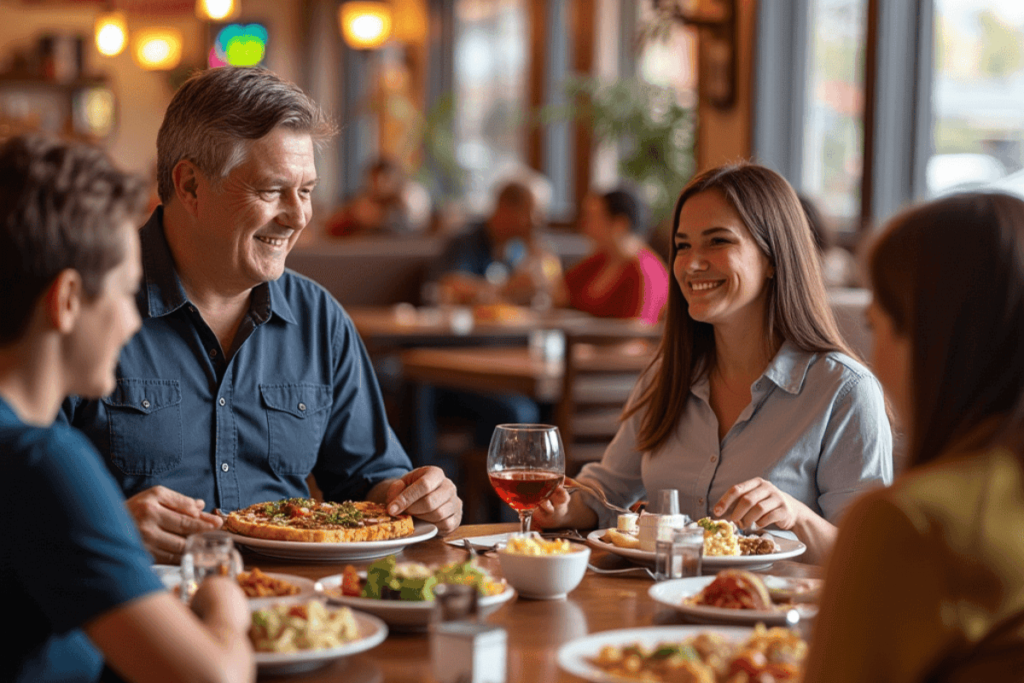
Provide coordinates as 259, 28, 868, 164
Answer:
710, 455, 717, 463
298, 402, 307, 412
209, 348, 218, 359
698, 497, 704, 505
221, 463, 230, 472
188, 305, 196, 313
219, 397, 226, 406
141, 399, 150, 409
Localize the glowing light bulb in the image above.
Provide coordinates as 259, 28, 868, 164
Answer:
197, 0, 237, 21
132, 28, 183, 71
95, 12, 127, 57
339, 2, 392, 50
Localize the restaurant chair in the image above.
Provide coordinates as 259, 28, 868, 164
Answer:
555, 324, 661, 476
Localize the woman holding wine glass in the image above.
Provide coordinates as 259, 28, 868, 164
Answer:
533, 163, 893, 564
488, 424, 565, 533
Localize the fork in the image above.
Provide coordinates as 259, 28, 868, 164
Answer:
461, 538, 499, 555
586, 564, 657, 580
563, 479, 633, 516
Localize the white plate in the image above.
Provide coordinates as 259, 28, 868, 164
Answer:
316, 572, 516, 630
253, 609, 388, 675
224, 521, 438, 562
557, 625, 752, 682
586, 529, 806, 570
152, 565, 317, 607
648, 575, 818, 625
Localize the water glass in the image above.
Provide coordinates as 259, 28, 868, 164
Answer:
180, 531, 243, 603
654, 527, 704, 581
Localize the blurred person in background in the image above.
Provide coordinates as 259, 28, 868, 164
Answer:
0, 135, 253, 683
534, 163, 892, 564
325, 156, 431, 237
805, 191, 1024, 682
432, 179, 562, 308
556, 188, 669, 324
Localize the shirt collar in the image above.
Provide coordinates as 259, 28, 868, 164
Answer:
139, 207, 190, 319
761, 340, 814, 395
138, 207, 297, 325
690, 340, 812, 399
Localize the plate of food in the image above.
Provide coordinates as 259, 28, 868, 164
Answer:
250, 600, 388, 675
153, 565, 317, 607
557, 623, 807, 682
220, 498, 437, 561
317, 554, 515, 629
647, 570, 820, 625
587, 516, 806, 570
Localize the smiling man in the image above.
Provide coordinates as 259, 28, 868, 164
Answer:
61, 67, 462, 563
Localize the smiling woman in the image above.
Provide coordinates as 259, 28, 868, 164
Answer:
533, 162, 893, 565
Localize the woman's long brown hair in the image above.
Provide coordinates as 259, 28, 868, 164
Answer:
627, 162, 861, 453
869, 191, 1024, 468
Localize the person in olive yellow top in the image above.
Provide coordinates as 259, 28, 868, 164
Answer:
804, 191, 1024, 682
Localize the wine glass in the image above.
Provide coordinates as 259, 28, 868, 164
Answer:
486, 424, 565, 533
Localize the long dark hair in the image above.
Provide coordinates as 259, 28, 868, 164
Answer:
869, 191, 1024, 467
627, 162, 859, 452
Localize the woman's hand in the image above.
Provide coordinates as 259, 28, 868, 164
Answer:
714, 477, 838, 565
532, 486, 571, 529
712, 477, 810, 530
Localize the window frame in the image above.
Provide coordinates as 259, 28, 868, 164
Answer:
753, 0, 937, 233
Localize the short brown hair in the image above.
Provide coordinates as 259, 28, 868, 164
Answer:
628, 162, 858, 452
0, 135, 148, 345
870, 191, 1024, 467
156, 66, 337, 204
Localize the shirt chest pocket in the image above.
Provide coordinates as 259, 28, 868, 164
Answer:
102, 379, 183, 475
260, 383, 332, 475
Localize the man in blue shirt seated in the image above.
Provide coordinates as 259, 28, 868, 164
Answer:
61, 66, 463, 564
1, 135, 254, 683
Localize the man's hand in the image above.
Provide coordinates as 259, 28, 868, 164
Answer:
384, 467, 462, 534
125, 485, 222, 564
712, 477, 809, 531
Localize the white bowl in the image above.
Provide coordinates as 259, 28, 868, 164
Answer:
497, 543, 590, 600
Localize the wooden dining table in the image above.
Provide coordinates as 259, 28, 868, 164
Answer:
242, 523, 822, 682
400, 346, 563, 402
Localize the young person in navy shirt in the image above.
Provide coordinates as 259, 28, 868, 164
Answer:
0, 135, 254, 683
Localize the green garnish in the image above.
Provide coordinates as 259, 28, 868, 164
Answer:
324, 502, 363, 527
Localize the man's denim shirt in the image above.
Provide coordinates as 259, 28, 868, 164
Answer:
60, 208, 412, 512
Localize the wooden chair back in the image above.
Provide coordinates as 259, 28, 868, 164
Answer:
555, 322, 662, 475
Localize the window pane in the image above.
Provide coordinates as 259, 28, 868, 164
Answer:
454, 0, 528, 214
636, 3, 698, 107
801, 0, 868, 231
929, 0, 1024, 197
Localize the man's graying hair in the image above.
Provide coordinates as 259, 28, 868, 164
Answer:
156, 67, 337, 204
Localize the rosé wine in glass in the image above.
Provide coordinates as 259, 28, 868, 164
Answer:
487, 424, 565, 533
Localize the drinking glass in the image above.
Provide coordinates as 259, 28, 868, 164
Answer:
486, 424, 565, 533
179, 531, 243, 603
654, 528, 704, 581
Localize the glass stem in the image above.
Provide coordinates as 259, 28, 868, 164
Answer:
519, 509, 533, 534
